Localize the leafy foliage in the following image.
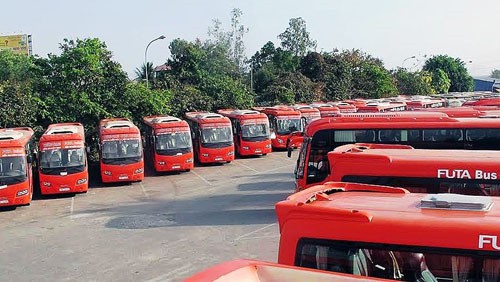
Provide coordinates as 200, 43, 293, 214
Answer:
134, 62, 154, 82
491, 69, 500, 79
278, 17, 317, 57
393, 68, 436, 95
423, 55, 473, 92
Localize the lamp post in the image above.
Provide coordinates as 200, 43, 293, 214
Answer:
402, 55, 416, 69
144, 35, 166, 88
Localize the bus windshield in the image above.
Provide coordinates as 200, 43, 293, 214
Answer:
276, 118, 302, 135
156, 132, 192, 155
201, 127, 232, 146
241, 123, 270, 141
0, 156, 27, 185
101, 140, 141, 164
40, 148, 85, 175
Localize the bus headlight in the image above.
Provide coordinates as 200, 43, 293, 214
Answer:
17, 189, 28, 197
277, 139, 284, 144
104, 171, 112, 176
265, 144, 271, 148
202, 153, 209, 157
134, 168, 144, 174
186, 158, 193, 163
76, 178, 87, 185
158, 161, 165, 165
227, 151, 234, 156
42, 181, 51, 187
242, 146, 249, 150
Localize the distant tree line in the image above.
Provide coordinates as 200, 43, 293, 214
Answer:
0, 8, 475, 146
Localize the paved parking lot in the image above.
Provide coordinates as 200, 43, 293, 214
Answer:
0, 151, 295, 281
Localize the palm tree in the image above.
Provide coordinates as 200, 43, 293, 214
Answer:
134, 62, 154, 82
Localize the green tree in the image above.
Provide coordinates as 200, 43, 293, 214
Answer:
208, 8, 249, 71
491, 69, 500, 79
299, 52, 326, 82
278, 17, 317, 57
353, 62, 397, 98
423, 55, 473, 92
35, 38, 129, 136
261, 72, 321, 104
0, 50, 40, 129
393, 68, 435, 95
431, 69, 451, 94
134, 62, 154, 82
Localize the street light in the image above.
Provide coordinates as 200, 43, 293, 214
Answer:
402, 56, 416, 69
144, 35, 166, 88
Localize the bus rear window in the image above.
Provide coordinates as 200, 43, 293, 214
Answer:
297, 239, 500, 282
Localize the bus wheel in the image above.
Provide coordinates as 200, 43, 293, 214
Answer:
226, 161, 232, 164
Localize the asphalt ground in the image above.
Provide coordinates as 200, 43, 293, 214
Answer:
0, 151, 296, 281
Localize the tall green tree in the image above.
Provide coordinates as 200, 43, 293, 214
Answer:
0, 50, 40, 129
278, 17, 317, 57
431, 69, 451, 94
491, 69, 500, 79
134, 62, 154, 82
423, 55, 473, 92
393, 68, 435, 95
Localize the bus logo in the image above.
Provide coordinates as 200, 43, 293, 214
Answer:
479, 235, 500, 250
437, 169, 497, 180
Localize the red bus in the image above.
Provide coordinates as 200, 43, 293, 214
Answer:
143, 115, 194, 172
293, 105, 321, 125
0, 128, 35, 207
292, 112, 500, 191
327, 102, 357, 113
406, 98, 446, 109
38, 123, 88, 195
277, 182, 500, 281
217, 109, 272, 156
310, 103, 341, 117
186, 259, 389, 282
184, 112, 234, 164
98, 118, 144, 183
325, 143, 500, 195
463, 98, 500, 107
356, 102, 407, 113
254, 106, 303, 149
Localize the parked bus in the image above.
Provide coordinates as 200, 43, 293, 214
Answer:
293, 105, 321, 125
143, 115, 194, 172
184, 112, 234, 164
185, 259, 390, 282
310, 103, 341, 117
292, 112, 500, 191
0, 128, 35, 207
406, 98, 446, 109
98, 118, 144, 183
254, 106, 303, 149
276, 181, 500, 281
327, 102, 357, 113
217, 109, 271, 156
356, 102, 407, 113
38, 123, 88, 195
323, 143, 500, 195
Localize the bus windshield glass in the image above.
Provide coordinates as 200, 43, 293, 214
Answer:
201, 127, 232, 146
40, 148, 85, 175
156, 132, 192, 155
101, 140, 141, 164
276, 118, 302, 135
0, 156, 27, 185
241, 123, 270, 141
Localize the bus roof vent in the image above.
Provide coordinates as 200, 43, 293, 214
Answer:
197, 113, 223, 119
420, 194, 493, 211
0, 130, 22, 140
105, 121, 132, 129
233, 110, 259, 115
153, 116, 181, 123
47, 126, 78, 135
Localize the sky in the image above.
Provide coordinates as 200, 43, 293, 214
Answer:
2, 0, 500, 78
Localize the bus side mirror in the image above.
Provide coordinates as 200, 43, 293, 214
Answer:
287, 147, 292, 158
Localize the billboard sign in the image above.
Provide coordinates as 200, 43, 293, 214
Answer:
0, 34, 31, 55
